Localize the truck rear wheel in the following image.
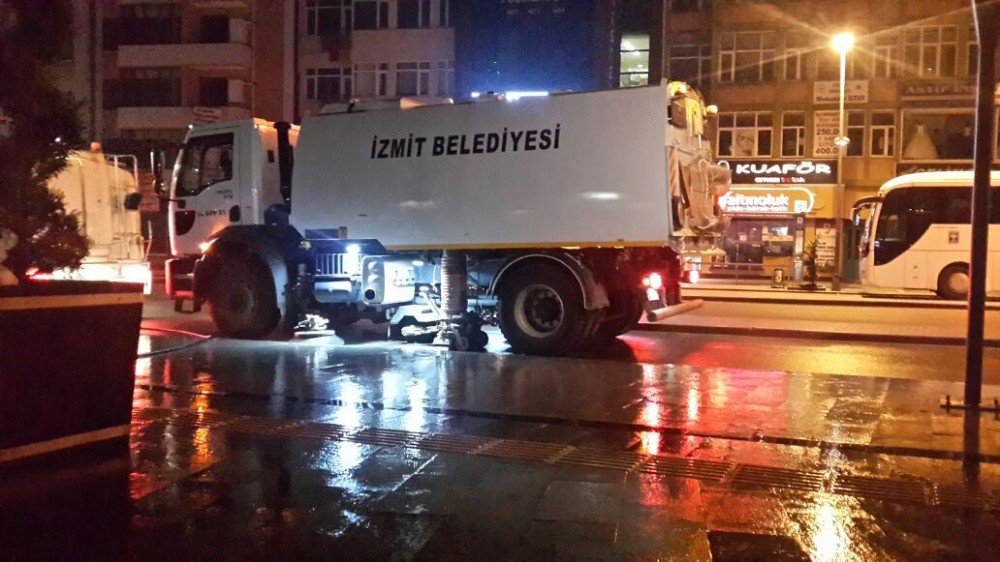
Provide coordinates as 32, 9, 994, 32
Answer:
207, 254, 280, 339
498, 263, 597, 356
591, 290, 643, 343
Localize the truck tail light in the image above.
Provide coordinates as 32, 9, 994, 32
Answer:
642, 272, 664, 290
684, 270, 700, 284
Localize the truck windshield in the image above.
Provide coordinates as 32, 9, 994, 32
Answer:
175, 133, 234, 197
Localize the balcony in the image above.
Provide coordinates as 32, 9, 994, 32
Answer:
116, 106, 252, 130
118, 41, 252, 70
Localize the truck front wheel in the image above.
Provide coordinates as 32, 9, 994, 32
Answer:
207, 254, 280, 339
498, 262, 597, 356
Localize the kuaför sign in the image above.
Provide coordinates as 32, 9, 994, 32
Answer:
720, 159, 836, 185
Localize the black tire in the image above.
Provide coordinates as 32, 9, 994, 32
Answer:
497, 262, 597, 356
207, 254, 280, 338
937, 263, 970, 300
591, 290, 644, 343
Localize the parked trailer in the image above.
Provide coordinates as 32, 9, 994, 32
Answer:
161, 84, 723, 355
45, 147, 152, 293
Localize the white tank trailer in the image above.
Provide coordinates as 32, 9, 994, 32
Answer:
46, 147, 151, 293
161, 83, 727, 355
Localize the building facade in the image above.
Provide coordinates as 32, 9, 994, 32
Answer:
622, 0, 1000, 280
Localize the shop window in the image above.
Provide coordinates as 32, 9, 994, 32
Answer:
718, 112, 772, 157
870, 111, 895, 157
437, 61, 454, 96
872, 33, 899, 78
620, 34, 650, 87
306, 0, 351, 37
399, 0, 431, 29
847, 111, 864, 157
719, 31, 776, 83
354, 1, 389, 30
903, 25, 958, 78
784, 31, 811, 81
781, 112, 806, 157
306, 67, 352, 103
668, 43, 711, 88
396, 62, 431, 96
901, 110, 974, 160
354, 63, 389, 98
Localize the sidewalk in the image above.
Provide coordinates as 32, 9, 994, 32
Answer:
4, 334, 1000, 560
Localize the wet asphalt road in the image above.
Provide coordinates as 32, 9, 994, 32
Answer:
143, 295, 1000, 384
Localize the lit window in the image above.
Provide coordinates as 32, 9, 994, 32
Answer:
901, 110, 975, 160
718, 112, 773, 157
870, 111, 895, 157
781, 112, 805, 157
620, 33, 650, 87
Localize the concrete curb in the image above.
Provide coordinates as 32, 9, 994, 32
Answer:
682, 292, 1000, 310
635, 322, 1000, 348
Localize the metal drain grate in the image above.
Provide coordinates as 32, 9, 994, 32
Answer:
730, 464, 827, 493
131, 407, 996, 511
832, 474, 930, 504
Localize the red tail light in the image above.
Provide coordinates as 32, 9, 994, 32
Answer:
642, 272, 664, 290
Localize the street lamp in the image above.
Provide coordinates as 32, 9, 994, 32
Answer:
830, 31, 855, 290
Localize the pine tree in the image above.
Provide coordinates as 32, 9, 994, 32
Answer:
0, 0, 88, 279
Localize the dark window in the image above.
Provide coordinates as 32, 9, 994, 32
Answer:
118, 3, 181, 45
176, 134, 234, 197
199, 77, 229, 106
102, 18, 120, 50
200, 16, 229, 43
118, 68, 181, 107
399, 0, 431, 28
354, 1, 388, 30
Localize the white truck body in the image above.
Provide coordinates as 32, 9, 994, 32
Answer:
166, 84, 723, 354
47, 150, 152, 293
292, 86, 671, 248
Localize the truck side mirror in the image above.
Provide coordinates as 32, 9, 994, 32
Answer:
150, 148, 167, 194
123, 192, 143, 211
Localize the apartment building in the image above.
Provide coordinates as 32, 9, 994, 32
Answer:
621, 0, 999, 279
51, 0, 455, 154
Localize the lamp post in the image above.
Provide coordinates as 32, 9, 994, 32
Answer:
830, 32, 855, 291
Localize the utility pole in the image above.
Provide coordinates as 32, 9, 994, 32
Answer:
964, 0, 999, 408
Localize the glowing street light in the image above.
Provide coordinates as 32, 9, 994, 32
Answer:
830, 31, 854, 289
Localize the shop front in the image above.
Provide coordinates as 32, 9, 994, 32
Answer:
712, 159, 838, 281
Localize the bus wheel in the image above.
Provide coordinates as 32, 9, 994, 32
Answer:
937, 264, 970, 300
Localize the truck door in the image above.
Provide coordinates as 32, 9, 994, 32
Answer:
169, 132, 239, 256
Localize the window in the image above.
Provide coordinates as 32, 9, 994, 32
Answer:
669, 0, 711, 12
354, 63, 389, 98
873, 33, 899, 78
306, 1, 351, 36
620, 34, 650, 87
904, 25, 958, 78
439, 0, 450, 27
901, 110, 974, 160
968, 25, 978, 76
399, 0, 431, 29
118, 68, 181, 107
354, 1, 389, 30
199, 77, 229, 107
668, 43, 711, 87
396, 62, 430, 96
718, 112, 772, 157
437, 61, 454, 96
783, 32, 811, 81
118, 3, 181, 45
781, 112, 805, 157
176, 134, 234, 197
870, 111, 895, 157
720, 31, 776, 83
846, 111, 864, 157
307, 67, 352, 103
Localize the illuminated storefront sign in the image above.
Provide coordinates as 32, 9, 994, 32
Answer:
720, 159, 836, 185
718, 187, 816, 214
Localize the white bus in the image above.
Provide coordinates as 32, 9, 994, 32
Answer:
854, 171, 1000, 300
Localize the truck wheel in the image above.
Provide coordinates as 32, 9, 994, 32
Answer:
937, 263, 970, 300
498, 263, 597, 356
207, 254, 279, 338
591, 291, 643, 343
